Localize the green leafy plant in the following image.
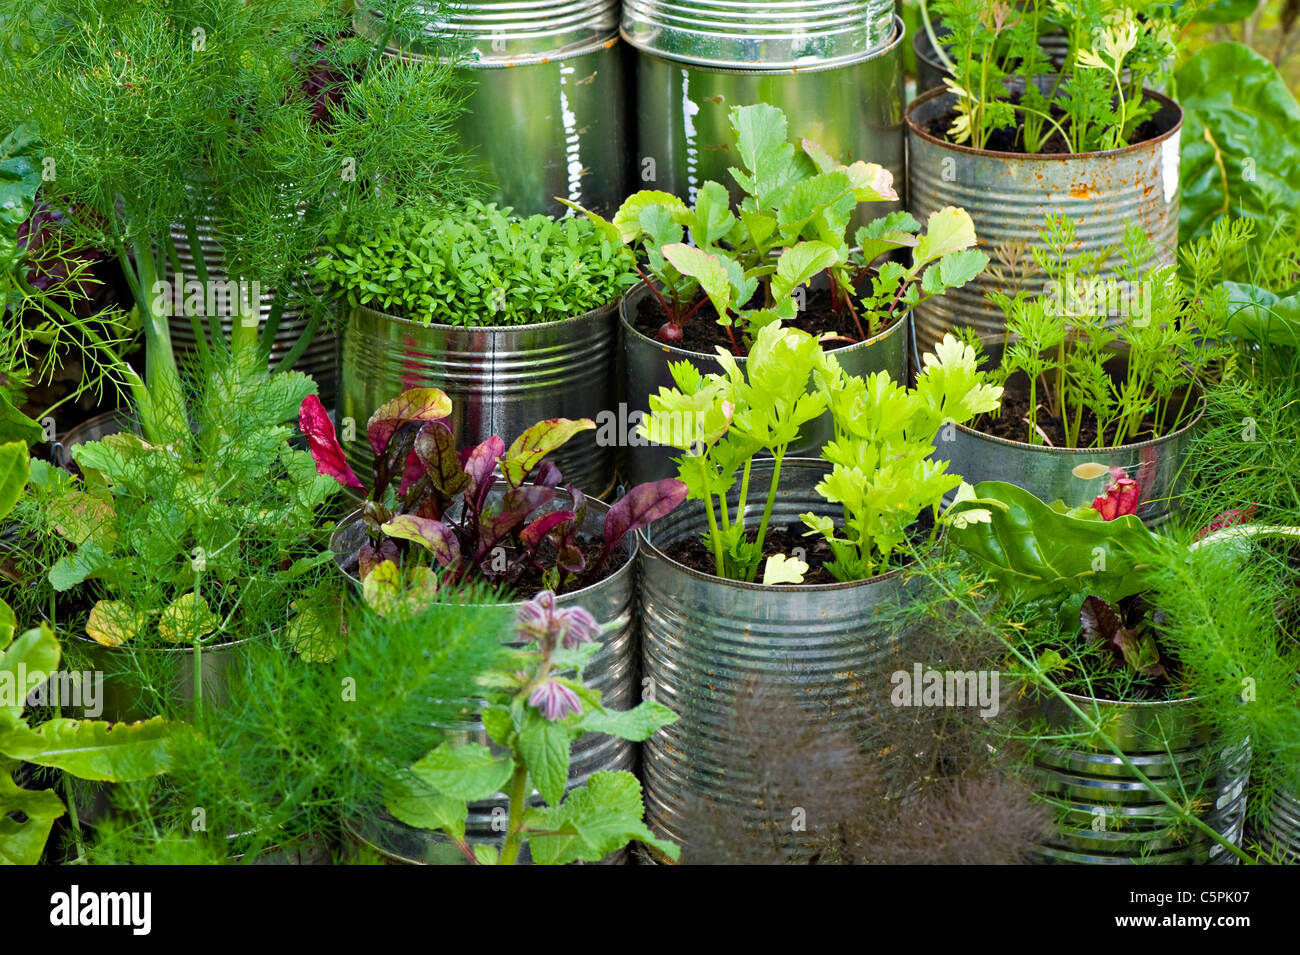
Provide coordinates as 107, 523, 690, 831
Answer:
984, 214, 1231, 448
0, 444, 176, 864
1, 125, 135, 444
641, 323, 838, 582
928, 0, 1185, 153
1177, 42, 1300, 244
641, 324, 1002, 583
20, 354, 339, 666
803, 335, 1003, 581
383, 590, 680, 864
831, 207, 990, 342
566, 103, 897, 351
0, 0, 477, 447
313, 200, 638, 328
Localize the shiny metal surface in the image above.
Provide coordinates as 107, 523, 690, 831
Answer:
906, 86, 1183, 354
340, 301, 619, 495
621, 0, 896, 68
632, 16, 905, 220
1030, 692, 1249, 865
620, 281, 910, 484
64, 632, 265, 725
929, 340, 1202, 526
355, 1, 620, 60
1262, 787, 1300, 864
372, 12, 630, 217
637, 459, 914, 856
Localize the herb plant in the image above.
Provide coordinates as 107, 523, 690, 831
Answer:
302, 390, 686, 595
641, 324, 1002, 583
984, 215, 1232, 448
313, 200, 638, 328
20, 354, 340, 657
0, 0, 477, 447
803, 335, 1004, 581
0, 445, 176, 864
567, 103, 897, 351
383, 590, 680, 864
927, 0, 1185, 153
1, 125, 134, 444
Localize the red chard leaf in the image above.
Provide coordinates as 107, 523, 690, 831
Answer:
381, 515, 461, 568
414, 420, 471, 497
366, 388, 453, 458
299, 395, 363, 489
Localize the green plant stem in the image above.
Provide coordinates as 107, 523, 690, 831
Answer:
698, 455, 726, 577
499, 762, 531, 865
747, 451, 784, 583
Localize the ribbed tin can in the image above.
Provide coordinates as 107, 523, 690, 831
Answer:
361, 2, 630, 218
630, 15, 905, 219
65, 633, 264, 725
356, 0, 618, 59
330, 489, 638, 865
906, 86, 1183, 354
928, 341, 1203, 526
637, 459, 914, 856
339, 301, 619, 496
1261, 786, 1300, 864
619, 281, 910, 484
621, 0, 896, 68
165, 217, 337, 403
1028, 693, 1249, 865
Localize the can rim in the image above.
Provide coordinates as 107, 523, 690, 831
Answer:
621, 12, 904, 71
905, 85, 1184, 161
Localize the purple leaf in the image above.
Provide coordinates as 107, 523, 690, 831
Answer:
520, 511, 576, 555
502, 419, 595, 487
397, 448, 423, 498
299, 395, 363, 489
365, 388, 453, 458
463, 436, 506, 512
381, 515, 461, 568
532, 460, 563, 489
475, 485, 555, 561
1080, 595, 1167, 678
557, 544, 586, 577
413, 420, 471, 497
603, 479, 688, 552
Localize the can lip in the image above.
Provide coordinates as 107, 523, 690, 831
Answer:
638, 457, 914, 592
618, 279, 907, 362
621, 11, 904, 71
905, 85, 1184, 160
350, 295, 621, 335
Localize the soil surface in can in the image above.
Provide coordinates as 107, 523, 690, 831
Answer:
974, 372, 1180, 448
634, 281, 899, 357
660, 523, 840, 585
923, 94, 1167, 155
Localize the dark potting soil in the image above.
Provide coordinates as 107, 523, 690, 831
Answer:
662, 523, 839, 585
924, 97, 1167, 155
974, 373, 1168, 447
634, 282, 898, 356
